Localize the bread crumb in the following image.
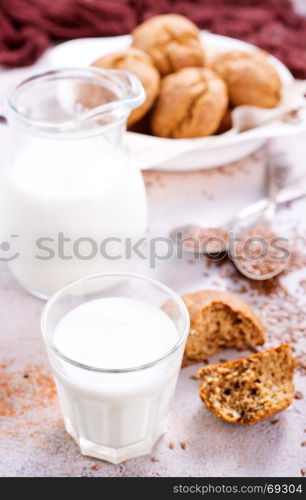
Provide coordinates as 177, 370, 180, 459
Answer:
270, 419, 280, 425
301, 468, 306, 477
91, 464, 101, 471
180, 441, 187, 450
150, 456, 159, 462
301, 442, 306, 447
295, 391, 303, 399
190, 375, 197, 380
169, 442, 174, 449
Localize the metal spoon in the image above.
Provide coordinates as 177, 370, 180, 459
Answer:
230, 154, 289, 280
170, 172, 306, 267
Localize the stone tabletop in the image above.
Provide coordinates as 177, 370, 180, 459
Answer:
1, 66, 306, 477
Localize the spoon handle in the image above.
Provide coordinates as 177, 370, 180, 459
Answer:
232, 176, 306, 225
277, 179, 306, 204
262, 153, 287, 224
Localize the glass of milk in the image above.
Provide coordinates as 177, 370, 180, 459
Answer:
1, 68, 147, 299
41, 272, 190, 464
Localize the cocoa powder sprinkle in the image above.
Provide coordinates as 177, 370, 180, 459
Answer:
234, 226, 288, 278
0, 364, 56, 418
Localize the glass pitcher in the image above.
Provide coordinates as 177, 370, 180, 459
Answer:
0, 68, 148, 299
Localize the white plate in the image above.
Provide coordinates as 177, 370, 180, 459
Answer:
46, 32, 306, 171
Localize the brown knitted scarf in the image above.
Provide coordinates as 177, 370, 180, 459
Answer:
0, 0, 305, 78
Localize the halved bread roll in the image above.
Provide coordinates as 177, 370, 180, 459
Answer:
182, 290, 265, 366
197, 344, 296, 424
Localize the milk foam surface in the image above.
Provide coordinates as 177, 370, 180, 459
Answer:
54, 297, 179, 369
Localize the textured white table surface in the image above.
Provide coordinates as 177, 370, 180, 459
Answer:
0, 58, 306, 477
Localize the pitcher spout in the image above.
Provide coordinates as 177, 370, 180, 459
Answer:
109, 69, 146, 112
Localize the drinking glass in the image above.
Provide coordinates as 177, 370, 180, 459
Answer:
41, 272, 190, 464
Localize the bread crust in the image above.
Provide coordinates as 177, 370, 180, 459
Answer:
151, 68, 228, 138
131, 14, 205, 76
211, 50, 281, 108
197, 344, 296, 425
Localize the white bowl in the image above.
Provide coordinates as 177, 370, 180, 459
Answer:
46, 32, 306, 171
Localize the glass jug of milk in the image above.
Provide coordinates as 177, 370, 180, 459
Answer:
1, 68, 147, 299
